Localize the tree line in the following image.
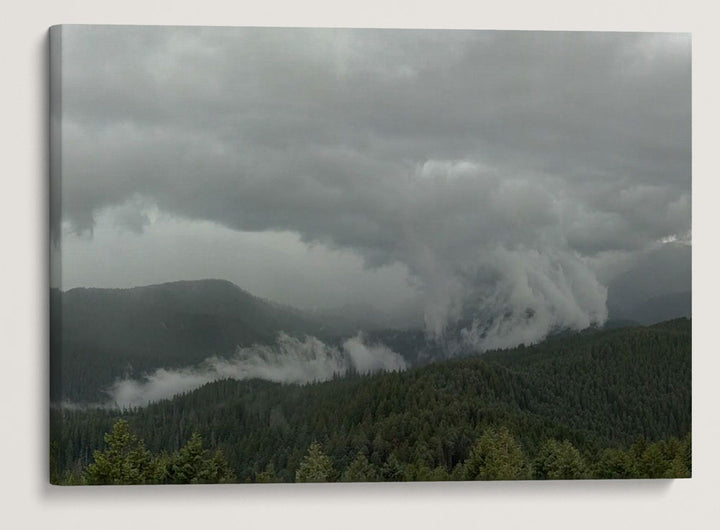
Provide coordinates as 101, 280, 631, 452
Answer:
52, 419, 236, 485
51, 319, 691, 483
54, 419, 689, 484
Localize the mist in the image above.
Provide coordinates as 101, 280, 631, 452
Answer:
453, 248, 608, 351
107, 332, 406, 409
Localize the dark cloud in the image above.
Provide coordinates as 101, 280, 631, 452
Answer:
56, 26, 691, 347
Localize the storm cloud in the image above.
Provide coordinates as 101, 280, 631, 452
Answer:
55, 26, 691, 347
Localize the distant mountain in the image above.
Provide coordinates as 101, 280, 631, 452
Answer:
51, 279, 329, 402
609, 290, 691, 325
630, 291, 691, 326
50, 276, 691, 404
606, 242, 691, 324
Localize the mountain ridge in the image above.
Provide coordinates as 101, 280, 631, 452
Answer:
51, 278, 331, 402
51, 278, 691, 404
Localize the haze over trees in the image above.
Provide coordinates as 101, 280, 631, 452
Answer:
51, 317, 691, 484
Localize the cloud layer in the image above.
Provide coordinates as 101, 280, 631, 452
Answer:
55, 27, 691, 347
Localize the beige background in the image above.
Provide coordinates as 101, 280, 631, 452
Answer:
2, 1, 716, 528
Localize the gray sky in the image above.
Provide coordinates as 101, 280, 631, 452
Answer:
54, 26, 691, 344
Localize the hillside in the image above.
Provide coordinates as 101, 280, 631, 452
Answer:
51, 277, 691, 404
50, 279, 329, 402
51, 318, 691, 482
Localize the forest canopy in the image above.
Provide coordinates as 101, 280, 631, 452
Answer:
51, 319, 690, 484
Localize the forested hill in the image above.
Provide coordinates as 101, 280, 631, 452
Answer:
52, 318, 691, 483
50, 278, 688, 404
50, 279, 329, 402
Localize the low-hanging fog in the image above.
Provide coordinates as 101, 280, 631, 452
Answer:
108, 333, 406, 409
54, 27, 691, 400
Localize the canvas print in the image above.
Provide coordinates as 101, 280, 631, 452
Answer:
49, 25, 691, 485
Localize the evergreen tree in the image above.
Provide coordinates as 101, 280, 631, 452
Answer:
594, 447, 633, 479
463, 427, 529, 481
342, 452, 379, 482
53, 320, 691, 483
85, 420, 158, 485
380, 453, 405, 482
163, 432, 235, 484
255, 462, 277, 483
295, 441, 335, 483
533, 439, 588, 480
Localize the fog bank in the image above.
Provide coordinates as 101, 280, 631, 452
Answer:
107, 332, 406, 408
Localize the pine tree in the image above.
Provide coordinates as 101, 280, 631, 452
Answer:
380, 453, 405, 482
295, 441, 335, 483
164, 432, 235, 484
255, 462, 277, 483
342, 452, 379, 482
463, 427, 529, 481
533, 439, 588, 480
594, 447, 633, 479
85, 419, 158, 485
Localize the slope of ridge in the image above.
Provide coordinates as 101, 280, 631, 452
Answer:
51, 279, 328, 402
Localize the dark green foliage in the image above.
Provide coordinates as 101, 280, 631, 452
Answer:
295, 441, 336, 483
342, 452, 380, 482
75, 420, 234, 485
592, 434, 691, 479
255, 462, 277, 483
85, 420, 159, 485
381, 453, 406, 481
461, 427, 529, 480
593, 448, 634, 479
52, 319, 691, 483
533, 439, 588, 480
160, 432, 236, 484
630, 435, 691, 479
